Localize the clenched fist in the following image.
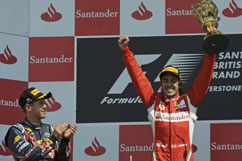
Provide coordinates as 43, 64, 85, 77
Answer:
118, 35, 130, 51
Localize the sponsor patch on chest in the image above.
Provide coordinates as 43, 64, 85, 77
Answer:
175, 99, 187, 110
154, 111, 190, 122
159, 102, 165, 110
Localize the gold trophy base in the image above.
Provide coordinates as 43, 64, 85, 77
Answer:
203, 31, 229, 54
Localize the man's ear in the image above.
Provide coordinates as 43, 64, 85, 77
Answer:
25, 104, 32, 112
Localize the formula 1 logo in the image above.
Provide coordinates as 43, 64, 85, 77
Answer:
101, 53, 203, 105
41, 3, 62, 22
0, 45, 17, 64
132, 1, 152, 20
85, 137, 106, 156
222, 0, 242, 17
108, 54, 161, 94
161, 53, 204, 84
108, 53, 203, 94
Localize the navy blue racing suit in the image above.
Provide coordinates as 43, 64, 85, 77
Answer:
4, 119, 71, 161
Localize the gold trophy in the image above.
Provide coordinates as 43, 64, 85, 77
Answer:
192, 0, 229, 54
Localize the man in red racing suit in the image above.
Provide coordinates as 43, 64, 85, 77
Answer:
118, 35, 216, 161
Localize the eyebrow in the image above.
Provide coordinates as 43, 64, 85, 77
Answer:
162, 77, 178, 81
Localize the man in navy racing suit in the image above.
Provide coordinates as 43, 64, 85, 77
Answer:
5, 87, 77, 161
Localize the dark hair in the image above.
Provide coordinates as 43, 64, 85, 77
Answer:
21, 101, 36, 113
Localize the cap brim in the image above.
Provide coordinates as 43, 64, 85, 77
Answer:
37, 92, 52, 100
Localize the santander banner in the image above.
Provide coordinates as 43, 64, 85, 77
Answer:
165, 0, 203, 34
29, 37, 74, 82
119, 125, 153, 161
75, 0, 120, 35
211, 123, 242, 161
0, 79, 27, 125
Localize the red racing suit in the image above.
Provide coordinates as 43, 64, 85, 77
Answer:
122, 48, 216, 161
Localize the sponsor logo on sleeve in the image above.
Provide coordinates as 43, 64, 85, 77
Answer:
14, 135, 21, 144
17, 142, 29, 153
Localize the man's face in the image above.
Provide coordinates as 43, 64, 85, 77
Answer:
161, 73, 179, 98
30, 99, 47, 120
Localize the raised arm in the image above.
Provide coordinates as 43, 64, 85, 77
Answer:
187, 53, 216, 107
118, 35, 156, 107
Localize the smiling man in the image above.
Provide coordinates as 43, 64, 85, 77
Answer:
118, 35, 216, 161
4, 87, 77, 161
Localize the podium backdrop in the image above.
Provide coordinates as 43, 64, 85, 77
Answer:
0, 0, 242, 161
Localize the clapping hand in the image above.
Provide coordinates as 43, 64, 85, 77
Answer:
63, 124, 78, 139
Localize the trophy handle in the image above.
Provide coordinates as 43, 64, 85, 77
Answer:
203, 33, 229, 54
191, 5, 205, 24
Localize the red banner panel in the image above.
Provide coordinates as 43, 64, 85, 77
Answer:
211, 123, 242, 161
119, 125, 153, 161
0, 79, 27, 125
75, 0, 120, 36
29, 37, 74, 82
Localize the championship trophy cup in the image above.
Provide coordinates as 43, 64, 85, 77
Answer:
192, 0, 229, 54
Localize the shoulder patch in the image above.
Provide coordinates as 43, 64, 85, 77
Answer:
14, 135, 21, 144
25, 128, 32, 133
13, 124, 25, 133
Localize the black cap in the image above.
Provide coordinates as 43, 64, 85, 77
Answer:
19, 87, 52, 108
159, 65, 181, 80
